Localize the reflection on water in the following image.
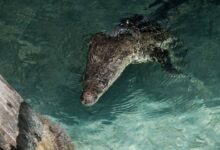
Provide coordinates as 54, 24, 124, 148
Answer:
0, 0, 220, 149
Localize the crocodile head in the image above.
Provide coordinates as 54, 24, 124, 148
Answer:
81, 33, 135, 106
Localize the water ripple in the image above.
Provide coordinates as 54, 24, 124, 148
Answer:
1, 0, 220, 149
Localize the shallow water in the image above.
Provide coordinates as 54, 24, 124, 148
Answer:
1, 0, 220, 149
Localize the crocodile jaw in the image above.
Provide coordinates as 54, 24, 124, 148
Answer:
81, 56, 132, 106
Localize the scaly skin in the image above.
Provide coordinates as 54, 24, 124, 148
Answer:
81, 18, 176, 106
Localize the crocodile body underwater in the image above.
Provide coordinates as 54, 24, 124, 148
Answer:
81, 15, 178, 106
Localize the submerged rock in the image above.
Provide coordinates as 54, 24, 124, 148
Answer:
81, 15, 179, 106
0, 75, 74, 150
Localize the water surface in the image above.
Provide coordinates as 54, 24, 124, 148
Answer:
0, 0, 220, 149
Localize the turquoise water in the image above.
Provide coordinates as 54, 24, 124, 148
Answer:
1, 0, 220, 149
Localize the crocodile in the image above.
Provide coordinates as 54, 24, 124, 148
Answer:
81, 15, 178, 106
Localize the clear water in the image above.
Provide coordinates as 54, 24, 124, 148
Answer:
1, 0, 220, 149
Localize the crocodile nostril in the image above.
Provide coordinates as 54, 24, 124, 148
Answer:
81, 91, 95, 106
